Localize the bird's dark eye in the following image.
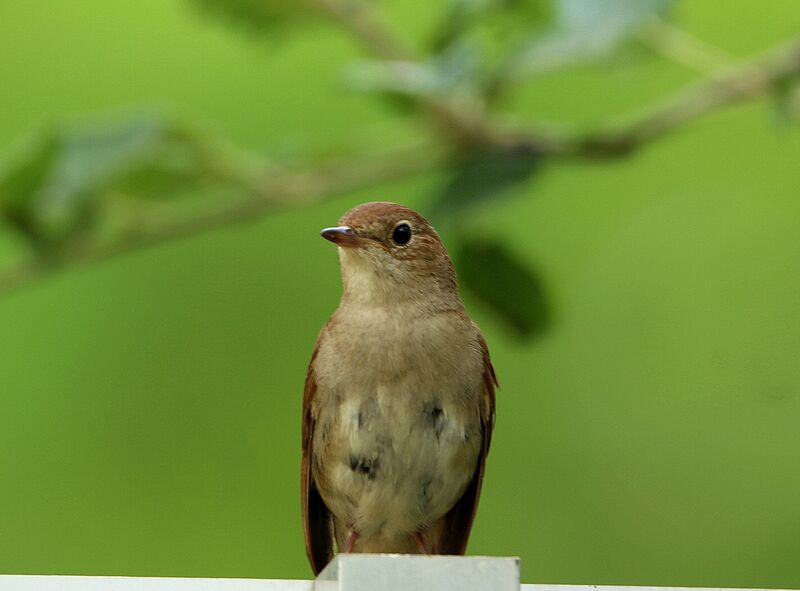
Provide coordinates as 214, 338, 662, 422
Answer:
392, 222, 412, 245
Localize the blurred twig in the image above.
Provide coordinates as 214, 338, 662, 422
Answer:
549, 36, 800, 156
309, 0, 411, 61
0, 142, 445, 295
315, 0, 800, 156
639, 17, 735, 77
311, 0, 500, 148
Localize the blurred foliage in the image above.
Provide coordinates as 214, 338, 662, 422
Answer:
0, 115, 261, 251
430, 144, 540, 221
0, 0, 797, 335
455, 237, 548, 336
0, 0, 731, 333
429, 0, 553, 59
774, 78, 800, 123
192, 0, 320, 33
347, 40, 480, 99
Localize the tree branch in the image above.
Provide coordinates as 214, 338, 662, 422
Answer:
0, 142, 445, 296
548, 37, 800, 157
310, 0, 412, 61
314, 0, 799, 156
310, 0, 501, 148
638, 17, 736, 78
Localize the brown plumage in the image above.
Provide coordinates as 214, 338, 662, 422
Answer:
301, 202, 497, 575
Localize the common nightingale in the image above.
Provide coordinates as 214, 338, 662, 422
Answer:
301, 202, 497, 574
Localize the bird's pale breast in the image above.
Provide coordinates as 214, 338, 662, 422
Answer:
311, 306, 484, 547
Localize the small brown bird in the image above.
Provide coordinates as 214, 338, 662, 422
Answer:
301, 202, 497, 574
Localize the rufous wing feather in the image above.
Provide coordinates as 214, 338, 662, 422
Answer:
301, 345, 334, 575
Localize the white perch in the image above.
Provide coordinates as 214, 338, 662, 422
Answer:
0, 555, 794, 591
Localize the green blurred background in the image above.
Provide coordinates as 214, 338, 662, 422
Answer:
1, 0, 799, 587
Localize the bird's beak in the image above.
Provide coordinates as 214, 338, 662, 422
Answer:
320, 226, 364, 248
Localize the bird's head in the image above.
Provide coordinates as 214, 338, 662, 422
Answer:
321, 202, 460, 310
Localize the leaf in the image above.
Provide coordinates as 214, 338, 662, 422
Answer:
558, 0, 672, 34
455, 237, 549, 337
0, 132, 60, 211
346, 60, 445, 97
346, 41, 479, 99
0, 114, 257, 250
429, 0, 552, 52
429, 144, 540, 221
191, 0, 319, 35
429, 0, 498, 52
0, 132, 62, 245
504, 0, 676, 77
773, 78, 800, 125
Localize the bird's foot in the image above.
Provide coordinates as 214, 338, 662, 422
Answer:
344, 530, 359, 553
413, 531, 430, 555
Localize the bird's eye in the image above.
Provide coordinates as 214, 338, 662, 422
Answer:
391, 222, 412, 245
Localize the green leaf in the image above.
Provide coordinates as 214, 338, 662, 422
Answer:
0, 132, 60, 211
0, 114, 257, 250
191, 0, 319, 35
429, 0, 496, 52
429, 0, 552, 52
774, 78, 800, 125
429, 144, 540, 221
504, 0, 676, 77
455, 237, 549, 337
558, 0, 672, 33
0, 132, 62, 245
346, 41, 479, 99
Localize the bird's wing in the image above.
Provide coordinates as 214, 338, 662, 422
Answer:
301, 342, 335, 575
436, 332, 498, 555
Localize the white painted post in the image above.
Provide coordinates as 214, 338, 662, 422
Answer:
316, 554, 520, 591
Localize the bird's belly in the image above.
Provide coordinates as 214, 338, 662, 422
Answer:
313, 384, 482, 539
